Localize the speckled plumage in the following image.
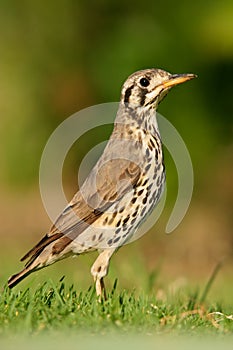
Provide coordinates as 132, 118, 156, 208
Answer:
8, 68, 196, 297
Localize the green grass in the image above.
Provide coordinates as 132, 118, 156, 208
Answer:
1, 277, 233, 336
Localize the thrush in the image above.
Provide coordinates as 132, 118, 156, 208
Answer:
8, 68, 196, 297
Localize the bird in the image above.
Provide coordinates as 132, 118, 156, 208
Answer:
8, 68, 196, 298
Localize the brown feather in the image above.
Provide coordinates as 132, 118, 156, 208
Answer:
21, 232, 63, 262
20, 159, 141, 267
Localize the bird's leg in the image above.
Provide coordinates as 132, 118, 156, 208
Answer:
95, 277, 106, 300
91, 248, 115, 300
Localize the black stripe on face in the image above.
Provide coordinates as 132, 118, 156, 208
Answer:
124, 84, 134, 103
139, 89, 148, 106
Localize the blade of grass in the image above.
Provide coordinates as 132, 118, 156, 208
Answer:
199, 259, 224, 304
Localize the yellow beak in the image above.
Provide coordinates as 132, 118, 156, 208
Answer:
162, 73, 197, 89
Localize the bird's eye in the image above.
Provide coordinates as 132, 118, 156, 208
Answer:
139, 77, 150, 87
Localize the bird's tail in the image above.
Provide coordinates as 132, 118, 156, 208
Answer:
8, 267, 34, 289
7, 231, 63, 289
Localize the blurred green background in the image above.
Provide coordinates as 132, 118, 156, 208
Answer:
0, 1, 232, 305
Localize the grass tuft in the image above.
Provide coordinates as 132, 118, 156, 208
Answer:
0, 278, 233, 336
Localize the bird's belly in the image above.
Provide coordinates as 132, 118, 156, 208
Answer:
114, 161, 165, 245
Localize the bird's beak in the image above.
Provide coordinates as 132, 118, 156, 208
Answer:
162, 73, 197, 89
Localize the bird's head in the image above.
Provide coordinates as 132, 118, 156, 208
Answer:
121, 68, 196, 109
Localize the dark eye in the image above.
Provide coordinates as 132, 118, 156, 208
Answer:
139, 77, 150, 87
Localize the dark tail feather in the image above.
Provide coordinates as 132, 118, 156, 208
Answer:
8, 268, 34, 289
8, 232, 64, 289
20, 232, 63, 262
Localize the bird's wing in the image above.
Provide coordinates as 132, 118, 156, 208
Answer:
21, 158, 141, 265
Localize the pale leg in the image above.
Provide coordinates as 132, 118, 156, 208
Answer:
91, 248, 115, 299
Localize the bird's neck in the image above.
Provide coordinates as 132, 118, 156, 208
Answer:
115, 103, 160, 137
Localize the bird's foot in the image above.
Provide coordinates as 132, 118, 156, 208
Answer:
95, 277, 107, 301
